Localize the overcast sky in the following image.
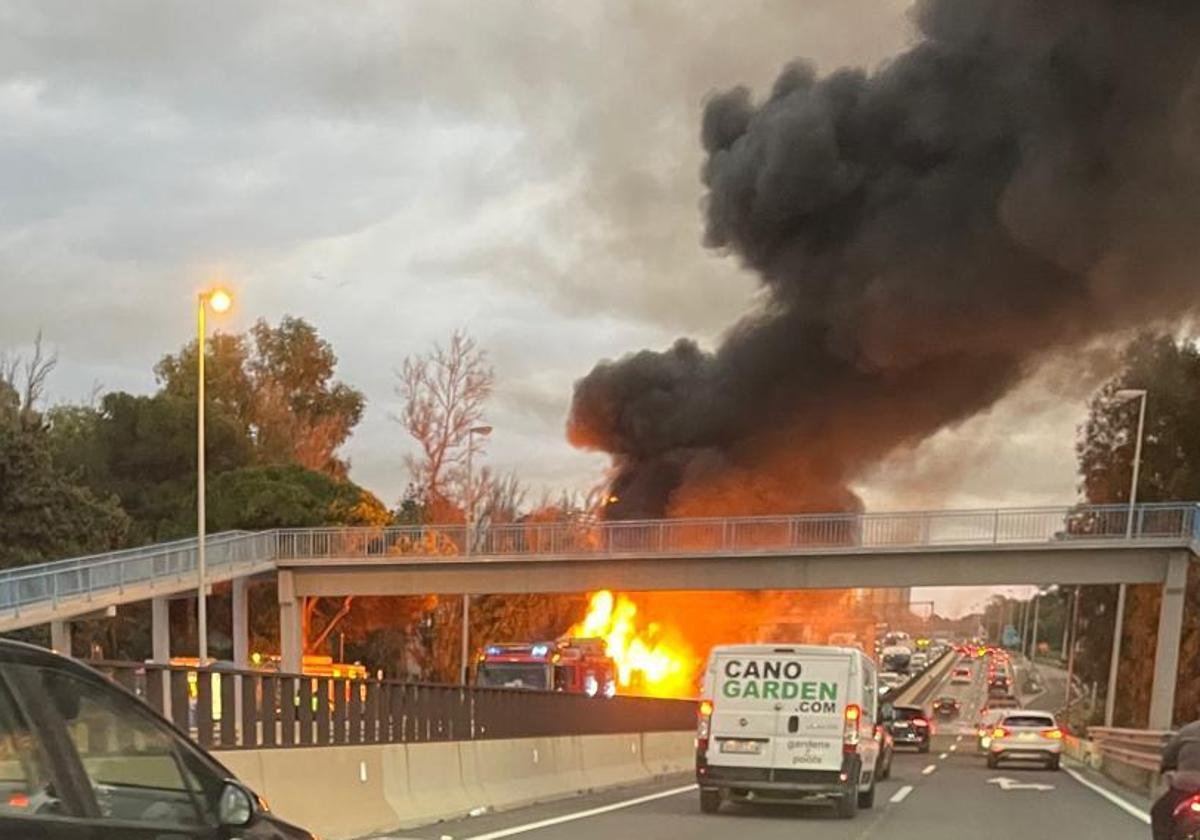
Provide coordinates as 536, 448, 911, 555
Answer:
1, 1, 1105, 615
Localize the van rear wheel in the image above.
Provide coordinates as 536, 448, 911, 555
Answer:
858, 781, 876, 809
836, 784, 860, 819
699, 789, 721, 814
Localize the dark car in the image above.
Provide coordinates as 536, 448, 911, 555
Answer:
886, 704, 932, 753
932, 696, 961, 717
873, 715, 895, 780
0, 639, 314, 839
987, 676, 1012, 698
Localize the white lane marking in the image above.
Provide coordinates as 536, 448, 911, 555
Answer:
949, 744, 957, 752
987, 776, 1054, 792
939, 752, 949, 759
889, 785, 914, 803
956, 735, 963, 742
1063, 766, 1151, 825
462, 784, 697, 839
922, 764, 937, 775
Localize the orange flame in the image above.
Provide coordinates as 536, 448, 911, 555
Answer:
570, 590, 697, 698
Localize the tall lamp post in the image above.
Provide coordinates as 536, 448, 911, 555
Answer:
460, 424, 493, 684
197, 288, 232, 665
1104, 388, 1147, 727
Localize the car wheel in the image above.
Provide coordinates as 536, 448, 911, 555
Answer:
1047, 755, 1061, 771
858, 781, 876, 809
880, 753, 892, 781
699, 789, 721, 814
837, 784, 860, 819
987, 754, 999, 769
919, 741, 931, 754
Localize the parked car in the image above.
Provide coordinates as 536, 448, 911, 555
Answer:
985, 710, 1064, 770
0, 640, 315, 839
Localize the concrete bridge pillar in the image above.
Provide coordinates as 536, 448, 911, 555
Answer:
151, 596, 170, 663
49, 619, 71, 656
278, 570, 303, 674
232, 576, 249, 668
1149, 551, 1191, 730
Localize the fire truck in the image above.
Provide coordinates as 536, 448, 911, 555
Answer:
474, 637, 617, 697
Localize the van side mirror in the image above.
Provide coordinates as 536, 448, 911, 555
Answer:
879, 703, 895, 724
218, 782, 255, 827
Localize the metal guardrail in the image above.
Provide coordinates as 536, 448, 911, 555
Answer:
0, 531, 277, 619
276, 502, 1199, 562
95, 661, 697, 750
1089, 726, 1172, 772
3, 503, 1197, 628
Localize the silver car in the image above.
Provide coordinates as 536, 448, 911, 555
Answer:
985, 710, 1064, 770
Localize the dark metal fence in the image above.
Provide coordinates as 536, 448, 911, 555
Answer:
93, 661, 697, 750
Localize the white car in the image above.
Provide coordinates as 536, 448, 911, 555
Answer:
985, 710, 1064, 769
950, 666, 972, 685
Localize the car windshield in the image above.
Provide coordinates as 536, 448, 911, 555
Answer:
476, 663, 549, 690
894, 707, 925, 721
1002, 715, 1056, 728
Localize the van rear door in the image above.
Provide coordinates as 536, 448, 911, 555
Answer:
770, 652, 851, 773
707, 652, 778, 769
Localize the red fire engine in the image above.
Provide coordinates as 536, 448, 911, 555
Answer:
474, 637, 616, 697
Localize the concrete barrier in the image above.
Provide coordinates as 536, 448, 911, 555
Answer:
214, 729, 693, 840
579, 733, 652, 789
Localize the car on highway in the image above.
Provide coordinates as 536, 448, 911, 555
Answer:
950, 666, 972, 684
879, 671, 907, 691
932, 696, 961, 718
886, 704, 932, 753
987, 675, 1012, 698
909, 651, 929, 670
695, 644, 884, 818
985, 710, 1064, 770
0, 639, 316, 839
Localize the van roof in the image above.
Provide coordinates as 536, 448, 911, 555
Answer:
709, 644, 862, 657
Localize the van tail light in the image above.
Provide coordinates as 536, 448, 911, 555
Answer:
991, 726, 1011, 740
1041, 728, 1064, 741
1173, 793, 1200, 819
843, 704, 862, 754
697, 699, 714, 751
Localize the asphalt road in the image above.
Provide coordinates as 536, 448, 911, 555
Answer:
391, 657, 1149, 840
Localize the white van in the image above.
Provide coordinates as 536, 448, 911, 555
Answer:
695, 644, 883, 817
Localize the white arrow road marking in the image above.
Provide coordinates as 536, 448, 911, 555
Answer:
987, 776, 1054, 792
889, 785, 914, 804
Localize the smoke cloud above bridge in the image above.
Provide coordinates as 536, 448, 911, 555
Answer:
568, 0, 1200, 518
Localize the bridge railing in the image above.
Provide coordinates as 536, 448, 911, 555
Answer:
275, 502, 1199, 562
1089, 726, 1171, 772
94, 661, 697, 750
0, 531, 277, 620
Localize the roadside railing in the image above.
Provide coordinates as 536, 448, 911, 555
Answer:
94, 661, 698, 751
1089, 726, 1171, 772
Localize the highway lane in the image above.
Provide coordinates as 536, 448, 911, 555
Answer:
396, 655, 1147, 840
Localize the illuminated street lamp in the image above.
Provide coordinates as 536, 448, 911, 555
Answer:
1103, 388, 1148, 727
197, 287, 233, 666
461, 424, 493, 684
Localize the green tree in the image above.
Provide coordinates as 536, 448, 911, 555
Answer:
1076, 333, 1200, 726
0, 384, 128, 568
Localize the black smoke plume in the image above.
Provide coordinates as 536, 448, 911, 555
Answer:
568, 0, 1200, 519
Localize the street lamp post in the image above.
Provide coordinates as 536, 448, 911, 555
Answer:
460, 424, 493, 685
1105, 388, 1148, 727
196, 288, 232, 666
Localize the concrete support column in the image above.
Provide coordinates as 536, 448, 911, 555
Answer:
1149, 552, 1190, 730
278, 570, 304, 675
50, 620, 71, 656
151, 596, 171, 663
232, 576, 249, 668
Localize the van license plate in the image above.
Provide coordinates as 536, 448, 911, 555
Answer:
720, 740, 763, 755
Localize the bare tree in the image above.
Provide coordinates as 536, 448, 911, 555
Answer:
0, 332, 57, 429
394, 331, 495, 521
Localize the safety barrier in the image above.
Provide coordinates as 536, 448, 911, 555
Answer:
1080, 727, 1171, 796
96, 661, 697, 749
215, 731, 697, 840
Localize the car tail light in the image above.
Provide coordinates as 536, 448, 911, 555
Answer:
1173, 794, 1200, 819
912, 717, 930, 729
697, 699, 713, 751
991, 726, 1010, 740
873, 724, 885, 743
843, 704, 862, 753
1041, 728, 1064, 740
